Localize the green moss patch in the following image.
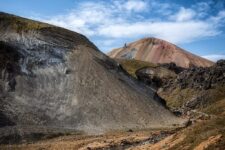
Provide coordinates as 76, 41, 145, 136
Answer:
0, 12, 50, 32
116, 59, 156, 78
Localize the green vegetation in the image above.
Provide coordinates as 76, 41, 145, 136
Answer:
160, 86, 225, 150
0, 13, 50, 32
171, 97, 225, 150
172, 116, 225, 150
159, 88, 198, 108
203, 98, 225, 115
159, 84, 225, 149
116, 59, 157, 78
159, 85, 225, 109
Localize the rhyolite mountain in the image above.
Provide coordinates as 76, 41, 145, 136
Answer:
108, 37, 214, 68
0, 13, 186, 143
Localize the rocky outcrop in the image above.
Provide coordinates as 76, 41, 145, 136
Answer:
0, 13, 186, 144
140, 59, 225, 94
136, 65, 177, 90
108, 38, 214, 68
171, 60, 225, 90
133, 60, 225, 118
158, 60, 225, 123
160, 63, 184, 74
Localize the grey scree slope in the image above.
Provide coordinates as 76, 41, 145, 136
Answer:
0, 13, 185, 140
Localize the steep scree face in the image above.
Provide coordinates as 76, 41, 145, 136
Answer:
108, 38, 214, 68
0, 13, 185, 142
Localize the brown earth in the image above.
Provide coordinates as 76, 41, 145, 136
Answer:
0, 129, 176, 150
194, 134, 222, 150
127, 134, 186, 150
108, 37, 214, 68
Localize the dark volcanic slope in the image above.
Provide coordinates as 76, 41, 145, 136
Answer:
0, 12, 185, 141
108, 38, 214, 68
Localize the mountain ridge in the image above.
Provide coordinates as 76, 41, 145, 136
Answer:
108, 37, 214, 68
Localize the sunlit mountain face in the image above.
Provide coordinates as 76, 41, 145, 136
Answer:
1, 0, 225, 61
108, 37, 214, 68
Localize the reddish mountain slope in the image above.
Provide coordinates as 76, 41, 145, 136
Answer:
108, 38, 214, 68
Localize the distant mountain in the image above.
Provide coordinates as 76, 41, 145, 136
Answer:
108, 37, 214, 68
0, 13, 186, 144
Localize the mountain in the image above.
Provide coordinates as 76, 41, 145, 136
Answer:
3, 59, 224, 149
0, 13, 186, 143
108, 37, 214, 68
114, 59, 225, 149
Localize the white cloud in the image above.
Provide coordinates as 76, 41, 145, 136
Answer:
39, 2, 112, 36
202, 55, 225, 62
123, 0, 148, 12
151, 2, 173, 16
191, 2, 211, 18
209, 10, 225, 25
170, 7, 196, 21
112, 0, 148, 13
33, 1, 225, 52
98, 21, 219, 44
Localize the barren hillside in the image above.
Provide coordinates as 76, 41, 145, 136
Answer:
108, 38, 214, 68
0, 13, 186, 144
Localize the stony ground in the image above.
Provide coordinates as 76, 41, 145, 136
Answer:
2, 114, 224, 150
1, 129, 177, 150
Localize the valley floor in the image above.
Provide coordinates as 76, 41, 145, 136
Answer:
1, 114, 224, 150
1, 129, 177, 150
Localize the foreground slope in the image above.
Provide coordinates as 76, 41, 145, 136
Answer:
108, 38, 214, 68
3, 62, 225, 149
0, 13, 185, 143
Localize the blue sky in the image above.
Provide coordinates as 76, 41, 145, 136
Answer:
1, 0, 225, 61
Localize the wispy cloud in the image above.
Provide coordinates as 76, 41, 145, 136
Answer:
202, 54, 225, 62
98, 21, 219, 44
169, 7, 196, 21
33, 0, 225, 52
115, 0, 148, 12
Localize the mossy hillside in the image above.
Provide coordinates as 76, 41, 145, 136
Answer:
171, 116, 225, 150
116, 59, 157, 78
159, 85, 225, 109
159, 88, 196, 108
0, 12, 50, 32
203, 98, 225, 116
170, 96, 225, 150
159, 85, 225, 149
